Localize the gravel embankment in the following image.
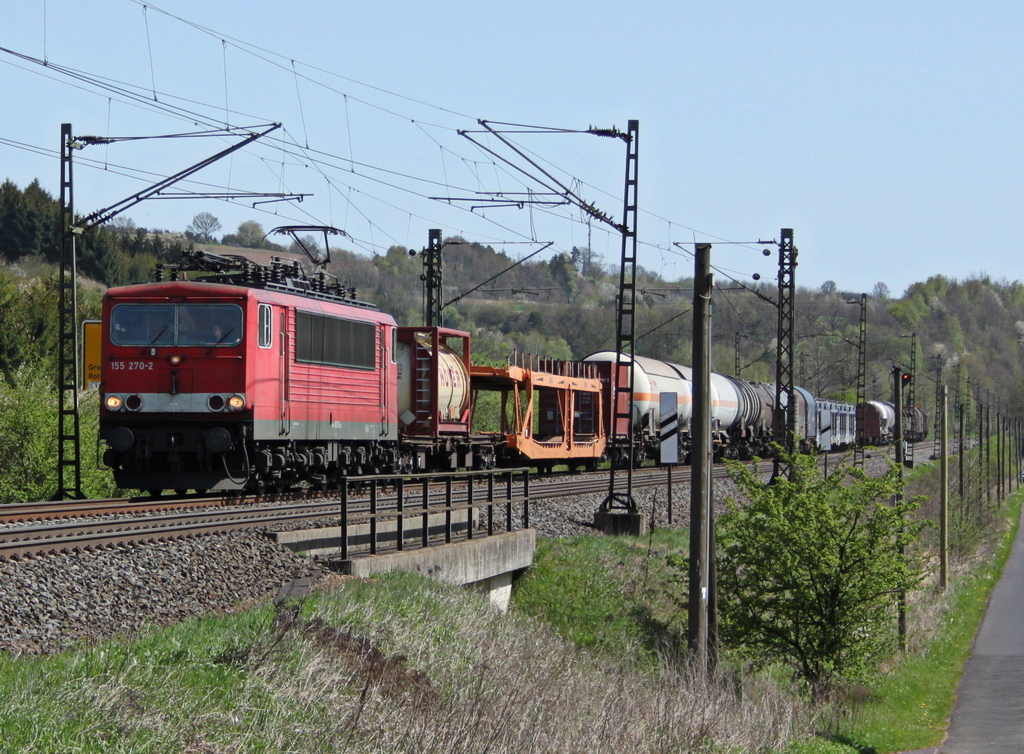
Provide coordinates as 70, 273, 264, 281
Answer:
0, 452, 902, 656
0, 530, 325, 656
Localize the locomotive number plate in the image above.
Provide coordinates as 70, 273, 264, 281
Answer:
110, 361, 155, 371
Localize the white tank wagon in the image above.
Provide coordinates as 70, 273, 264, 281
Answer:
857, 400, 896, 446
583, 352, 775, 461
396, 333, 470, 429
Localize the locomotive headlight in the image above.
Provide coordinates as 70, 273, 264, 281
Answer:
125, 394, 143, 412
169, 354, 182, 366
227, 394, 246, 411
104, 394, 123, 411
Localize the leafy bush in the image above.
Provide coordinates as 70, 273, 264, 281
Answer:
0, 364, 118, 503
715, 451, 931, 700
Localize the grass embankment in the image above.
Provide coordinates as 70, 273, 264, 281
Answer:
0, 566, 812, 752
509, 481, 1024, 754
1, 467, 1019, 751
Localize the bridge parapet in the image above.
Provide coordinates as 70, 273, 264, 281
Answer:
273, 468, 534, 610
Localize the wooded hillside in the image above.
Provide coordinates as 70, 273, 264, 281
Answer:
3, 177, 1023, 426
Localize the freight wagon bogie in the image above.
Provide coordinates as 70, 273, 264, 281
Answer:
397, 437, 497, 474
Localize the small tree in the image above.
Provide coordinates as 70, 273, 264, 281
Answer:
187, 212, 222, 243
548, 252, 579, 303
236, 220, 265, 248
715, 450, 929, 700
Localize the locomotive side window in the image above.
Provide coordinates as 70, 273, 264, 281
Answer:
110, 303, 242, 347
258, 304, 273, 348
295, 311, 375, 369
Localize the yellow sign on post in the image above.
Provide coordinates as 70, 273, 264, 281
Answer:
82, 320, 102, 389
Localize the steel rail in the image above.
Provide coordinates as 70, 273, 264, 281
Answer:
0, 450, 880, 531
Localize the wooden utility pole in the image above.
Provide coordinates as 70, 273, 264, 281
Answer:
986, 399, 992, 506
688, 242, 715, 671
940, 385, 949, 590
957, 369, 965, 506
893, 366, 907, 648
959, 397, 966, 509
978, 391, 985, 515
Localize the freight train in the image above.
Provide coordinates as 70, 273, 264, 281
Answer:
582, 352, 859, 465
97, 250, 924, 494
856, 400, 927, 446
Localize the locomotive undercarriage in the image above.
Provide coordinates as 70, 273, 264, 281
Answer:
101, 419, 252, 494
250, 438, 400, 492
102, 419, 401, 493
102, 419, 501, 494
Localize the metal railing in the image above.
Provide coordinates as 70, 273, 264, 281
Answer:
337, 468, 530, 560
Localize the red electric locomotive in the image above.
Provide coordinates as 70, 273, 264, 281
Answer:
100, 251, 408, 494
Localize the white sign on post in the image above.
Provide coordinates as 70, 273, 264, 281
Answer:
659, 392, 679, 465
819, 409, 833, 452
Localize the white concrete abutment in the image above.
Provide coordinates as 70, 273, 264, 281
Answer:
274, 522, 536, 611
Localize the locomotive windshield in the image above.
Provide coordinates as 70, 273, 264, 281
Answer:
110, 303, 242, 347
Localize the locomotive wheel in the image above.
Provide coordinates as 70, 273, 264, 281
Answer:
146, 489, 163, 498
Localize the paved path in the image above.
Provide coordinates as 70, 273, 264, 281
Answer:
933, 505, 1024, 753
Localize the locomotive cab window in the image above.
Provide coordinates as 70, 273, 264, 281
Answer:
109, 304, 175, 346
110, 303, 243, 347
258, 304, 273, 348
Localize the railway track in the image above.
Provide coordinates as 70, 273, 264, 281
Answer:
0, 459, 756, 524
0, 450, 907, 560
0, 468, 531, 559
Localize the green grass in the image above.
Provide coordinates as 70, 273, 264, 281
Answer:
0, 576, 469, 752
511, 528, 691, 667
0, 606, 289, 752
825, 488, 1023, 753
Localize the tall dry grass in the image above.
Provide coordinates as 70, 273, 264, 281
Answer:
232, 573, 820, 753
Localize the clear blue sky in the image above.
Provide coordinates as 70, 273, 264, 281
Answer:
3, 0, 1023, 298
